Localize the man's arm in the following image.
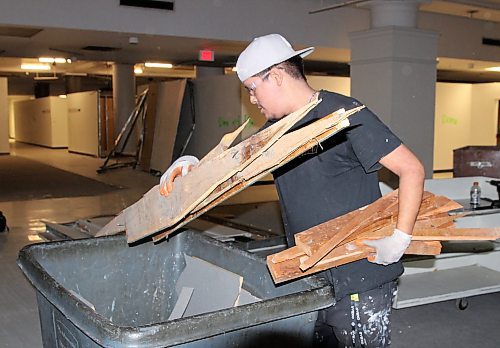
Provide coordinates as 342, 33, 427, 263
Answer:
364, 143, 425, 265
379, 143, 425, 235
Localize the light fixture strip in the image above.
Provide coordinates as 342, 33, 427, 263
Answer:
485, 67, 500, 72
38, 57, 69, 64
144, 62, 173, 69
21, 64, 51, 71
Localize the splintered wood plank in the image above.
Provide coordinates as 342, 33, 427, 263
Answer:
268, 235, 443, 265
269, 246, 304, 264
340, 215, 462, 245
151, 107, 362, 242
294, 191, 462, 265
297, 190, 400, 271
267, 241, 442, 284
118, 99, 321, 242
357, 227, 500, 241
191, 108, 359, 212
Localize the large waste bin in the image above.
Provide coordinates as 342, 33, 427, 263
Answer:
18, 231, 334, 347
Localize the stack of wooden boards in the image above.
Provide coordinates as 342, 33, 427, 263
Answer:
97, 99, 367, 243
267, 190, 500, 284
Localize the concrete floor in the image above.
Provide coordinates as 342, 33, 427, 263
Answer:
0, 142, 158, 347
1, 142, 499, 347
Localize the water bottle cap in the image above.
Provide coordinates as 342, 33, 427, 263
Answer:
473, 182, 479, 185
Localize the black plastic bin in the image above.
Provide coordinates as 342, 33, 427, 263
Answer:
18, 231, 334, 347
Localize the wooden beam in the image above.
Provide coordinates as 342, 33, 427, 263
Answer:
297, 190, 399, 271
267, 240, 442, 284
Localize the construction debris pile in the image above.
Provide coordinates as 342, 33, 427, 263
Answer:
267, 190, 500, 284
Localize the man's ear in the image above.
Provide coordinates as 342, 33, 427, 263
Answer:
270, 68, 284, 86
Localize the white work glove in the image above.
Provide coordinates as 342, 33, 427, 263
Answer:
159, 155, 199, 196
363, 228, 412, 266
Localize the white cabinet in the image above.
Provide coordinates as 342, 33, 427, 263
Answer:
14, 97, 68, 148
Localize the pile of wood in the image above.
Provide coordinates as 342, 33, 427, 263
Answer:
97, 100, 367, 243
267, 190, 500, 284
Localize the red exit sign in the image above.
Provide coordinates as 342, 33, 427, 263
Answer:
199, 49, 215, 62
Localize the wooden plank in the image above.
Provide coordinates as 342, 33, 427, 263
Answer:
151, 107, 359, 242
295, 191, 462, 267
97, 99, 324, 240
267, 241, 442, 284
124, 99, 322, 243
269, 246, 304, 264
298, 190, 399, 271
269, 235, 443, 265
358, 227, 500, 241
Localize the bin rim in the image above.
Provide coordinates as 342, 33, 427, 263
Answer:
17, 232, 335, 347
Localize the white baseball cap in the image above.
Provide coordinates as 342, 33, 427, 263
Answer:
236, 34, 314, 82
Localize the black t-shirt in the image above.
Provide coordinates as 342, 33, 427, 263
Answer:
267, 90, 404, 300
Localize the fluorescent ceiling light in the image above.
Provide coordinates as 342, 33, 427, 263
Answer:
39, 57, 68, 64
21, 64, 51, 71
145, 62, 173, 68
58, 95, 67, 98
134, 67, 143, 74
485, 66, 500, 72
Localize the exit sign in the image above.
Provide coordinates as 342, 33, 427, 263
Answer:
199, 50, 215, 62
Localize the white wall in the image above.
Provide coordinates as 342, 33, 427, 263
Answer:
0, 78, 8, 154
434, 82, 500, 171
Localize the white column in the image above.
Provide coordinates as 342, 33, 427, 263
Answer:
0, 78, 9, 154
112, 63, 136, 154
349, 0, 438, 178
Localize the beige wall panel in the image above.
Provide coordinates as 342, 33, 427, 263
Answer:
434, 83, 472, 170
67, 91, 99, 156
149, 79, 186, 173
470, 83, 500, 147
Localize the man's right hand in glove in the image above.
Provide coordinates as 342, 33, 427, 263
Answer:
159, 155, 199, 196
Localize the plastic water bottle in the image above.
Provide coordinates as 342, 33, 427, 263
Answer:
470, 182, 481, 206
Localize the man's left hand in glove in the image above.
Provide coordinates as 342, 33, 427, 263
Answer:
363, 228, 412, 265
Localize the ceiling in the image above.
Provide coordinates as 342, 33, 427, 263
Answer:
0, 0, 499, 88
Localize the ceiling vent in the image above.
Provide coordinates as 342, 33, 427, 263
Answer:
482, 38, 500, 47
120, 0, 174, 10
81, 46, 121, 52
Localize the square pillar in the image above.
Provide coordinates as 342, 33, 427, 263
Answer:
350, 27, 439, 177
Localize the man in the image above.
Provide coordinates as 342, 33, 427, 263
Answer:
161, 33, 424, 347
235, 33, 424, 347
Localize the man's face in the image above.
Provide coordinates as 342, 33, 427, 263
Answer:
243, 70, 285, 120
